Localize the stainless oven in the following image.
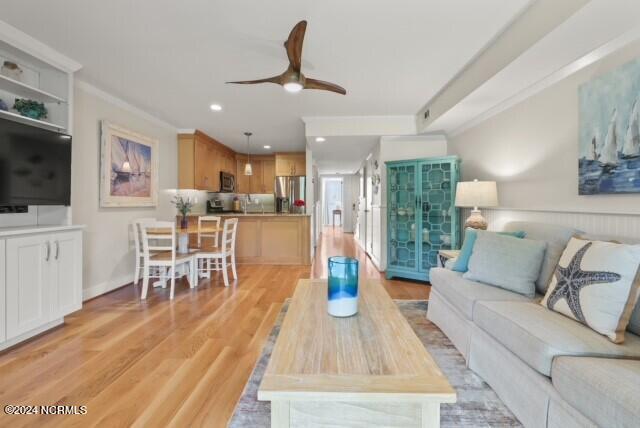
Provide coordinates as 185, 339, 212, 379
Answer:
220, 172, 235, 192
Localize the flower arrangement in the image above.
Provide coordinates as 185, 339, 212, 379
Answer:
13, 98, 47, 120
172, 195, 194, 228
293, 199, 305, 213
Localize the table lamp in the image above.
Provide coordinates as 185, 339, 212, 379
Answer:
455, 179, 498, 230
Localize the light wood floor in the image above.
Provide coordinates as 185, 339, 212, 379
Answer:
0, 227, 429, 427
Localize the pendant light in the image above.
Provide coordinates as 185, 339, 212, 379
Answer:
244, 132, 253, 176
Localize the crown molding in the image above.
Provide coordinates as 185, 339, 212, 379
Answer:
0, 20, 82, 72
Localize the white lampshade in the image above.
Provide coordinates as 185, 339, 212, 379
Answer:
244, 162, 253, 176
455, 180, 498, 208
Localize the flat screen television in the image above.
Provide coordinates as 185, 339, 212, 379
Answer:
0, 117, 72, 206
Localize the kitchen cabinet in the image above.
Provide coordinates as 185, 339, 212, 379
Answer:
179, 131, 236, 191
275, 153, 306, 176
3, 229, 82, 344
236, 155, 276, 194
262, 159, 276, 193
386, 156, 461, 282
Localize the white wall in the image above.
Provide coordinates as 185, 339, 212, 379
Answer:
449, 39, 640, 238
73, 82, 179, 300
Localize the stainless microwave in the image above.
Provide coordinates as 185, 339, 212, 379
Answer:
220, 172, 235, 192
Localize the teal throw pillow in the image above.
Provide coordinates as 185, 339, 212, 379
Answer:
452, 228, 526, 272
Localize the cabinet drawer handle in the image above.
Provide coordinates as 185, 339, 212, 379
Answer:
55, 241, 60, 260
45, 241, 51, 261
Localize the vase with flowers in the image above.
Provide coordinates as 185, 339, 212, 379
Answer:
172, 195, 194, 229
293, 199, 305, 214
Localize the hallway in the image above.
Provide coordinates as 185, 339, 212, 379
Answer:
312, 226, 430, 299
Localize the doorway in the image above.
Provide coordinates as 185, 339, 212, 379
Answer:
322, 178, 343, 227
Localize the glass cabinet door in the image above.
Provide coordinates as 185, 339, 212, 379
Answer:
420, 161, 455, 272
388, 163, 417, 270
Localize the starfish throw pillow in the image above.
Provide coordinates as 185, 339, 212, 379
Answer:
541, 237, 640, 343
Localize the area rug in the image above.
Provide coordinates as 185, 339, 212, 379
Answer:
229, 300, 521, 427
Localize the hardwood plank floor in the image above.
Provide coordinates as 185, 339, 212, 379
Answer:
0, 227, 429, 427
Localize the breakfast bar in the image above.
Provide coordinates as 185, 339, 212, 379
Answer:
183, 213, 311, 265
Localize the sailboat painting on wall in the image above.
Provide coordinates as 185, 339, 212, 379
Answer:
579, 57, 640, 194
100, 121, 159, 207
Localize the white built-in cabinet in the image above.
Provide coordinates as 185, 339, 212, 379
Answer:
0, 226, 83, 350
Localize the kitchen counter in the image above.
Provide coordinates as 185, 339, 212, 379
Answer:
180, 214, 310, 265
187, 213, 310, 217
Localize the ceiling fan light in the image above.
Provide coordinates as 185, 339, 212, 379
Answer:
244, 163, 253, 176
284, 82, 303, 93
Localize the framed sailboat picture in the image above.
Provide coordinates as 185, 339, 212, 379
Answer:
100, 121, 159, 207
579, 57, 640, 194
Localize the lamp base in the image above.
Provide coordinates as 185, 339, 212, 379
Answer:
464, 209, 488, 230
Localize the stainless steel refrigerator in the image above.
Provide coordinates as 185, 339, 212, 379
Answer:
275, 176, 306, 213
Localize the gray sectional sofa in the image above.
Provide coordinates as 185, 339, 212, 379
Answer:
427, 221, 640, 428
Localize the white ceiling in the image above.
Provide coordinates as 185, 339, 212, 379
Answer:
309, 136, 379, 174
1, 0, 529, 153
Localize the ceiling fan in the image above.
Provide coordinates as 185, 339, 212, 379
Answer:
227, 20, 346, 95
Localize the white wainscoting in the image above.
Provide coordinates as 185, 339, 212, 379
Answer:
468, 208, 640, 239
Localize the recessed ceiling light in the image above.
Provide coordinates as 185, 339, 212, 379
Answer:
263, 145, 271, 149
315, 137, 326, 142
210, 103, 222, 111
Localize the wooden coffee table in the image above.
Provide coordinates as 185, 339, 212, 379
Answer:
258, 279, 456, 427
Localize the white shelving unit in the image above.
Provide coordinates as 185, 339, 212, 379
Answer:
0, 19, 82, 228
0, 109, 66, 132
0, 73, 66, 103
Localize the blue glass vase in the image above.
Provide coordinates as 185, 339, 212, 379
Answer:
327, 256, 359, 317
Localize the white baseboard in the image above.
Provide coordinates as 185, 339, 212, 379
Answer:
83, 274, 133, 301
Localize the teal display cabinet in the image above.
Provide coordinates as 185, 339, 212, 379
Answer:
386, 156, 461, 282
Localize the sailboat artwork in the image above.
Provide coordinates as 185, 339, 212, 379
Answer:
100, 121, 159, 207
579, 57, 640, 195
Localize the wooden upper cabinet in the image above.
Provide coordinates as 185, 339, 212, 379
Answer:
178, 131, 234, 191
262, 159, 275, 193
235, 158, 250, 194
275, 153, 306, 176
235, 154, 276, 194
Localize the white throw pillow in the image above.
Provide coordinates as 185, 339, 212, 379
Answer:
541, 237, 640, 343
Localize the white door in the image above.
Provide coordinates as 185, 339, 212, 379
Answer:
50, 231, 82, 318
0, 240, 5, 343
6, 234, 50, 339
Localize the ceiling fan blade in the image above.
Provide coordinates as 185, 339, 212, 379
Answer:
304, 78, 347, 95
226, 75, 283, 85
284, 20, 307, 72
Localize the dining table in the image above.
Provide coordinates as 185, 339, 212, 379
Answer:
145, 225, 223, 287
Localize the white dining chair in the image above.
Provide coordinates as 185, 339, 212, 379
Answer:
132, 217, 156, 285
140, 221, 196, 300
196, 215, 221, 276
197, 215, 221, 249
195, 218, 238, 287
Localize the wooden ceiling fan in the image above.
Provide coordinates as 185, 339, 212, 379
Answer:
226, 20, 346, 95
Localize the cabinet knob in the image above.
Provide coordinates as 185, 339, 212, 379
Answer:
45, 241, 51, 261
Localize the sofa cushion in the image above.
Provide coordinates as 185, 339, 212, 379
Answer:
473, 300, 640, 376
503, 221, 580, 294
582, 233, 640, 337
429, 267, 533, 320
541, 237, 640, 343
451, 228, 526, 273
552, 357, 640, 428
463, 231, 546, 297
